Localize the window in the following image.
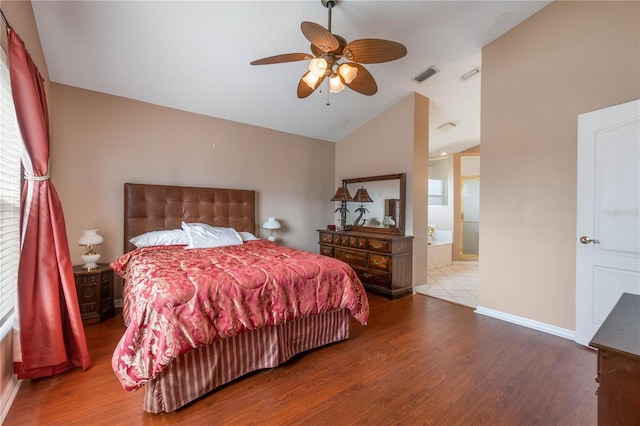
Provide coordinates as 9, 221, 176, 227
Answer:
428, 157, 449, 206
0, 47, 22, 328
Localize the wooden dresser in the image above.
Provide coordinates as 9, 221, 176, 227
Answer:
589, 293, 640, 425
318, 229, 413, 299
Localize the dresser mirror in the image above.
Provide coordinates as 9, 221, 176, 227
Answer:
342, 173, 406, 235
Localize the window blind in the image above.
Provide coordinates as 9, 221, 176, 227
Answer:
0, 48, 22, 326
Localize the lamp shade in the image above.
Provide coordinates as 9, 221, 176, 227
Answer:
330, 186, 353, 201
262, 217, 281, 230
329, 74, 345, 93
353, 187, 373, 203
309, 57, 328, 78
338, 63, 358, 84
78, 229, 103, 247
302, 71, 320, 89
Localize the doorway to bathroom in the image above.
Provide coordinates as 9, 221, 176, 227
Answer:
453, 150, 480, 261
417, 151, 479, 308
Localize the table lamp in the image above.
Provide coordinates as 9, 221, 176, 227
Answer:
78, 229, 103, 270
262, 217, 281, 242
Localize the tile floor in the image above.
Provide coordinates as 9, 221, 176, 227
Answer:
414, 261, 479, 308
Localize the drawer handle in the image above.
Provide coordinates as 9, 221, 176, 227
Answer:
345, 254, 353, 259
373, 259, 382, 265
363, 273, 372, 278
371, 243, 384, 249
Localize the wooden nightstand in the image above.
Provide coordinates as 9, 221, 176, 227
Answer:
72, 264, 115, 325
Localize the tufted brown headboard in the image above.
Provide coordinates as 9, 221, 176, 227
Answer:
123, 183, 256, 253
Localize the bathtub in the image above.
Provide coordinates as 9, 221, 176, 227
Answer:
428, 230, 452, 270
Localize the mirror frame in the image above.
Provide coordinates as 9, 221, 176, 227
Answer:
342, 173, 406, 236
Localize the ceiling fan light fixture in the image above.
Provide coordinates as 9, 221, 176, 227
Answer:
338, 63, 358, 84
309, 57, 328, 77
329, 74, 345, 93
302, 72, 320, 89
251, 0, 406, 99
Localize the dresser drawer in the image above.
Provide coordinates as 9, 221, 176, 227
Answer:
367, 238, 390, 253
369, 254, 390, 272
350, 237, 367, 249
319, 245, 334, 256
78, 281, 99, 316
78, 274, 98, 285
335, 248, 367, 268
338, 236, 363, 248
319, 232, 334, 244
336, 235, 351, 246
356, 269, 391, 289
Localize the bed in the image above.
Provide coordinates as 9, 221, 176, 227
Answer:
110, 183, 369, 413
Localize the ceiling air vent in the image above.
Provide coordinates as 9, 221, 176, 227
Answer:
414, 66, 439, 83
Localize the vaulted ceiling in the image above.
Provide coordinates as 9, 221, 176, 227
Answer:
32, 1, 550, 154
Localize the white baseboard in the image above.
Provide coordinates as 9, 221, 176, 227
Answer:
114, 298, 123, 308
475, 305, 575, 341
0, 375, 22, 425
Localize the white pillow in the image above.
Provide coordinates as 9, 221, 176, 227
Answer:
129, 229, 188, 248
181, 222, 244, 249
238, 231, 259, 241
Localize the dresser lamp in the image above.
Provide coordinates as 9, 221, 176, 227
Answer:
331, 186, 353, 230
78, 229, 103, 270
352, 186, 373, 226
262, 217, 281, 242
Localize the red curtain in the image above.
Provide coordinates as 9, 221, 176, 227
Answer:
7, 27, 91, 378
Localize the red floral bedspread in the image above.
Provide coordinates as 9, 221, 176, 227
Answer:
110, 240, 369, 391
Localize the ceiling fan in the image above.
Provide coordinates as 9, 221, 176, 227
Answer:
250, 0, 407, 99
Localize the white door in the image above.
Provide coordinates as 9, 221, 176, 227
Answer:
575, 99, 640, 347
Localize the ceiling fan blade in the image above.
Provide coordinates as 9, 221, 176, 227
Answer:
343, 63, 377, 96
250, 53, 313, 65
310, 33, 347, 57
297, 71, 325, 98
310, 44, 325, 57
343, 39, 407, 64
301, 21, 339, 53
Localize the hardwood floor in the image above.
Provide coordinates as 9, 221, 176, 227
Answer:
4, 294, 597, 425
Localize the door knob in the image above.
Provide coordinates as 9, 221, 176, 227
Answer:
579, 236, 599, 244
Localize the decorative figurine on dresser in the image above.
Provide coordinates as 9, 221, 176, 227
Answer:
322, 173, 413, 299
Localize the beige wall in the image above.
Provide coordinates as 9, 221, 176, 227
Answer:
49, 84, 336, 283
336, 93, 429, 287
480, 1, 640, 330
